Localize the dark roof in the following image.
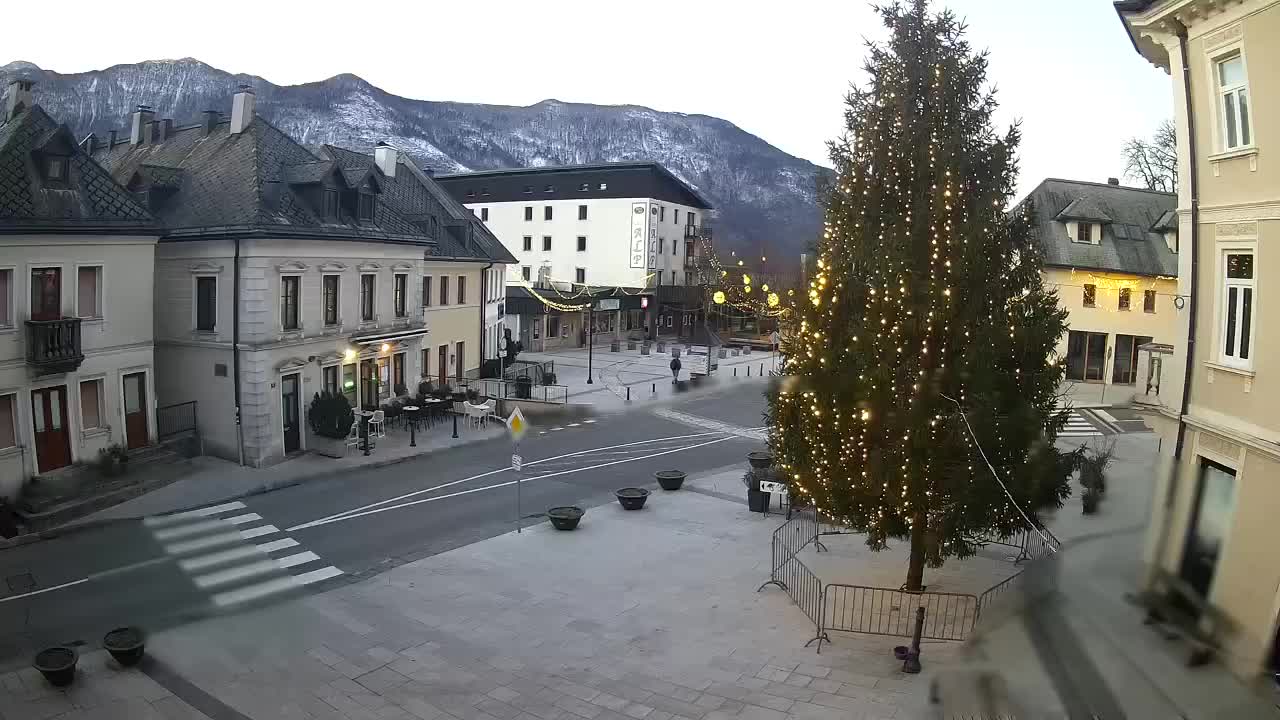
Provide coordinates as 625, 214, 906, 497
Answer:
436, 161, 713, 210
0, 105, 152, 233
1055, 196, 1112, 223
1114, 1, 1158, 57
1016, 178, 1177, 278
1152, 209, 1177, 232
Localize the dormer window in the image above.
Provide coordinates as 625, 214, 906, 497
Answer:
358, 192, 375, 221
1076, 222, 1093, 244
523, 185, 533, 194
44, 155, 70, 188
323, 189, 340, 219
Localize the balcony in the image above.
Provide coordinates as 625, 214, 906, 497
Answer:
683, 225, 701, 240
25, 318, 84, 375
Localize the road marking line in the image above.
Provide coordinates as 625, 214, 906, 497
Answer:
255, 538, 299, 553
291, 435, 738, 532
551, 427, 564, 431
294, 566, 344, 585
143, 501, 246, 527
584, 419, 597, 424
179, 546, 263, 572
239, 525, 279, 540
194, 560, 279, 589
568, 423, 580, 427
223, 513, 262, 526
164, 531, 243, 555
275, 551, 320, 569
653, 409, 767, 440
0, 577, 89, 604
287, 430, 730, 532
153, 519, 229, 542
210, 565, 344, 607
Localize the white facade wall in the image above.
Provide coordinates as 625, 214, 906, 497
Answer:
0, 234, 158, 497
468, 197, 704, 290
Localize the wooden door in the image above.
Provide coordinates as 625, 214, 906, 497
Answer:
30, 268, 61, 321
438, 345, 448, 387
281, 373, 301, 454
31, 386, 71, 472
122, 372, 149, 450
455, 341, 464, 382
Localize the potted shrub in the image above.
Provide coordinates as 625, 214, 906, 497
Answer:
307, 391, 355, 458
744, 468, 772, 513
1082, 487, 1101, 515
97, 446, 121, 477
33, 646, 77, 687
1078, 442, 1114, 515
103, 627, 146, 667
548, 506, 584, 530
615, 488, 649, 510
655, 470, 686, 491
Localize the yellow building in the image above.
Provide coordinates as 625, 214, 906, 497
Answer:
1119, 0, 1280, 683
1016, 178, 1179, 405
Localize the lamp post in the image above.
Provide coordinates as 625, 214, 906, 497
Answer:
452, 405, 459, 438
586, 299, 595, 385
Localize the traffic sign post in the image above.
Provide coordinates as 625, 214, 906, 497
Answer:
507, 408, 529, 532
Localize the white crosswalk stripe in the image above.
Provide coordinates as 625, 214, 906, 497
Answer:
144, 501, 342, 610
1055, 403, 1104, 438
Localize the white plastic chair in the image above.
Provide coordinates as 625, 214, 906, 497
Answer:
465, 403, 485, 430
344, 420, 360, 454
482, 399, 497, 426
369, 410, 386, 438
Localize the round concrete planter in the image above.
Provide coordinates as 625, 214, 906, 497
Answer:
548, 506, 584, 530
747, 451, 774, 469
655, 470, 686, 491
33, 647, 77, 687
104, 627, 146, 667
615, 488, 650, 511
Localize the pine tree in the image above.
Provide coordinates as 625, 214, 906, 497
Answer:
767, 0, 1075, 591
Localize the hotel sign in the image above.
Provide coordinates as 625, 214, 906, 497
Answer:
630, 203, 647, 269
648, 203, 659, 269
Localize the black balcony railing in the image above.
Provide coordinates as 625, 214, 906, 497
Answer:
684, 225, 700, 240
25, 317, 84, 375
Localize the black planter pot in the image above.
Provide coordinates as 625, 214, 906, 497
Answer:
548, 506, 584, 530
33, 646, 77, 687
747, 451, 774, 470
747, 487, 771, 513
615, 488, 650, 510
104, 626, 146, 667
655, 470, 686, 491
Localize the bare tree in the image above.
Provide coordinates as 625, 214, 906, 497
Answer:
1122, 119, 1177, 192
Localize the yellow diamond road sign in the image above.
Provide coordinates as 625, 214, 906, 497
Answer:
506, 407, 529, 441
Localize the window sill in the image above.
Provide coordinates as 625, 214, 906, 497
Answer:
1208, 146, 1258, 162
82, 427, 110, 440
0, 445, 21, 459
191, 330, 218, 339
1205, 360, 1254, 378
79, 316, 104, 324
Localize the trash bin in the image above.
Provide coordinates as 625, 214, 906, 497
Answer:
515, 375, 533, 400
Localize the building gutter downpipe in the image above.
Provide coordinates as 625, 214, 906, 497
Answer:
1158, 20, 1200, 575
234, 236, 245, 467
479, 260, 494, 371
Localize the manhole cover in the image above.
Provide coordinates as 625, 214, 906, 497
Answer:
5, 573, 35, 594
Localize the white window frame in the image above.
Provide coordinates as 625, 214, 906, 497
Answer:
1216, 53, 1252, 152
360, 273, 377, 323
79, 376, 107, 432
393, 272, 409, 318
0, 391, 18, 451
279, 273, 303, 332
0, 265, 14, 330
322, 273, 341, 327
192, 274, 219, 334
75, 263, 104, 321
1219, 248, 1256, 369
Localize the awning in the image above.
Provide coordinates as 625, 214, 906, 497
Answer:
352, 326, 430, 346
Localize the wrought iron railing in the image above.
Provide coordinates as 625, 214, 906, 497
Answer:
157, 401, 198, 440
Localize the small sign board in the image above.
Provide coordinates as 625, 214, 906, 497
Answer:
506, 407, 529, 441
596, 298, 620, 311
759, 481, 788, 497
512, 454, 522, 471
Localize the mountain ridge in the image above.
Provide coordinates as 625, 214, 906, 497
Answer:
0, 58, 824, 259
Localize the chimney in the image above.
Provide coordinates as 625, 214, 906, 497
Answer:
202, 109, 220, 136
80, 132, 98, 155
130, 104, 155, 145
374, 141, 397, 178
230, 85, 255, 135
145, 120, 161, 144
160, 118, 174, 141
1107, 177, 1120, 186
5, 79, 34, 121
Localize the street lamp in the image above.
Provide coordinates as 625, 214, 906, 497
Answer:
586, 297, 595, 385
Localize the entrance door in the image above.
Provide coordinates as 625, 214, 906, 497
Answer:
281, 373, 300, 454
438, 346, 448, 387
1112, 334, 1154, 385
31, 386, 71, 472
1180, 459, 1237, 604
455, 341, 464, 382
30, 268, 61, 321
1065, 330, 1108, 382
122, 372, 149, 450
360, 359, 377, 410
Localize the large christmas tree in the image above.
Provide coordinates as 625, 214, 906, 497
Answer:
768, 0, 1074, 592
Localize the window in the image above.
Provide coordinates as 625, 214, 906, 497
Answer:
578, 205, 588, 220
576, 268, 586, 284
1065, 330, 1108, 381
1083, 284, 1096, 308
685, 241, 695, 258
480, 187, 490, 196
478, 207, 489, 222
542, 236, 552, 251
1075, 222, 1093, 244
1113, 334, 1154, 384
522, 236, 532, 252
440, 275, 449, 306
342, 363, 356, 406
457, 275, 466, 304
524, 206, 533, 221
672, 240, 677, 255
671, 270, 676, 285
422, 276, 432, 308
0, 394, 14, 449
421, 348, 430, 379
393, 352, 405, 392
1222, 252, 1254, 365
1218, 55, 1251, 150
77, 266, 102, 318
322, 365, 338, 396
544, 185, 554, 193
455, 341, 465, 380
323, 189, 340, 218
658, 238, 665, 254
80, 379, 103, 430
465, 190, 476, 198
674, 209, 680, 225
361, 274, 375, 321
547, 315, 558, 339
578, 183, 589, 191
660, 206, 665, 222
323, 275, 339, 326
46, 156, 68, 184
0, 268, 10, 327
522, 266, 531, 281
577, 236, 587, 252
394, 273, 407, 317
195, 276, 217, 331
281, 276, 300, 330
1144, 289, 1157, 314
523, 185, 533, 194
357, 193, 375, 221
1118, 287, 1131, 311
544, 206, 553, 221
598, 183, 607, 190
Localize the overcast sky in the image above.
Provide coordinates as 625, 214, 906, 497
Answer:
5, 0, 1169, 200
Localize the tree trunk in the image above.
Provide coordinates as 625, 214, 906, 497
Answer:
905, 512, 926, 592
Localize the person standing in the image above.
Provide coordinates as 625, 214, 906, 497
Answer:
670, 356, 682, 384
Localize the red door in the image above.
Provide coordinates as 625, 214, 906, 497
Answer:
122, 372, 149, 450
31, 386, 71, 472
30, 268, 61, 320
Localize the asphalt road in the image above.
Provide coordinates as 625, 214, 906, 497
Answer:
0, 382, 770, 669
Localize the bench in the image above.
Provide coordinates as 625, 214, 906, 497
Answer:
1134, 568, 1226, 667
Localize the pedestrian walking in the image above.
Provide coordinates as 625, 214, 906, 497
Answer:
670, 356, 682, 383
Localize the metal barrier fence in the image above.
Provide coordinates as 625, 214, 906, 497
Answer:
971, 526, 1062, 564
469, 378, 568, 403
156, 401, 197, 440
976, 569, 1024, 614
757, 510, 829, 648
822, 584, 978, 642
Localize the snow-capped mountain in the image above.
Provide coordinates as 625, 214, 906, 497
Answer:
1, 58, 824, 259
